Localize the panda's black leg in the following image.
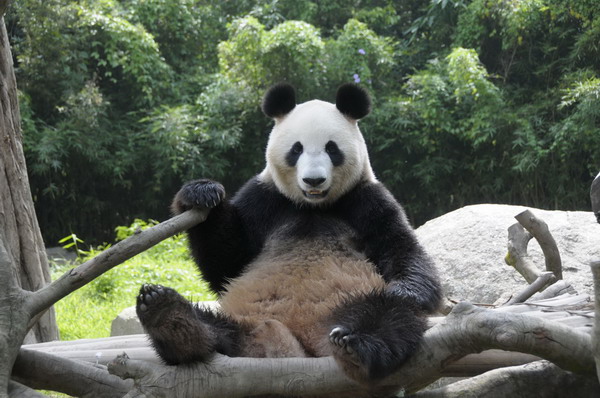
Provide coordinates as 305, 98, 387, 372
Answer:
328, 290, 427, 383
136, 284, 243, 365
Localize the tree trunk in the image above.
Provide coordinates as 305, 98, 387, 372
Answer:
0, 4, 58, 344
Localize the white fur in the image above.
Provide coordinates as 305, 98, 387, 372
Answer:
259, 99, 376, 206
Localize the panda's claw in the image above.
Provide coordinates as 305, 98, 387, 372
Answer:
175, 179, 226, 211
329, 326, 361, 358
136, 284, 191, 327
329, 326, 351, 347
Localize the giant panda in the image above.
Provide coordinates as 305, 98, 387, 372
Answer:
136, 83, 442, 396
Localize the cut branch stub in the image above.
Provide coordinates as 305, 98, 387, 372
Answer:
514, 209, 562, 280
506, 271, 555, 305
591, 172, 600, 223
591, 260, 600, 384
506, 223, 540, 284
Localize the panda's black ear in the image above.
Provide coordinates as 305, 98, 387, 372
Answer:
335, 83, 371, 120
262, 83, 296, 118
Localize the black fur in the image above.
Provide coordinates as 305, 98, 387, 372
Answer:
336, 83, 371, 120
136, 284, 243, 364
285, 142, 303, 167
325, 140, 345, 167
262, 82, 296, 118
329, 290, 427, 380
171, 177, 441, 311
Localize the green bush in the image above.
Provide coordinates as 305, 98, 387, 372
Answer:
52, 220, 214, 340
8, 0, 600, 240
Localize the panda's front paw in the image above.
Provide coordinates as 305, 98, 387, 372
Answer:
172, 179, 226, 214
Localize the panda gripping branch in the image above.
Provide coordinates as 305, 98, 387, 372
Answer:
136, 83, 443, 395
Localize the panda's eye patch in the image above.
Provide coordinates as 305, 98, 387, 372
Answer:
291, 142, 303, 154
325, 141, 339, 154
286, 141, 303, 167
325, 141, 345, 167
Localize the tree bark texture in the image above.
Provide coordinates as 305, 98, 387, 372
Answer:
591, 261, 600, 384
514, 209, 562, 280
98, 300, 596, 397
0, 13, 58, 344
412, 361, 600, 398
12, 348, 133, 398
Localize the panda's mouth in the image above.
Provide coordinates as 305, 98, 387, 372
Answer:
302, 189, 329, 199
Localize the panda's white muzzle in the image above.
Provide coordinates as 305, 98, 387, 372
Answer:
297, 152, 332, 201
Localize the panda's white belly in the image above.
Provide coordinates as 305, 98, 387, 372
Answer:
218, 236, 386, 354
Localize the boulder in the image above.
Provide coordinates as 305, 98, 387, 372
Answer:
110, 306, 144, 336
415, 204, 600, 304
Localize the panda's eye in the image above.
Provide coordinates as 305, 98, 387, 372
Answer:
291, 142, 303, 154
325, 140, 345, 167
325, 141, 339, 154
286, 142, 304, 167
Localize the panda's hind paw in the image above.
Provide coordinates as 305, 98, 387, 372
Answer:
329, 325, 405, 383
136, 284, 193, 328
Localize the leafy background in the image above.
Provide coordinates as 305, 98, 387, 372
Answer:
6, 0, 600, 245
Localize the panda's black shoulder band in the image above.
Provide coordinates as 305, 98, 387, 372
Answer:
336, 83, 371, 120
262, 83, 296, 118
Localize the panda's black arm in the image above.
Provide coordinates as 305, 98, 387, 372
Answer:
183, 202, 256, 293
173, 177, 290, 293
172, 179, 264, 293
339, 182, 443, 313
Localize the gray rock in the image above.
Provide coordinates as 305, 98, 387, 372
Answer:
111, 306, 144, 336
46, 246, 77, 265
416, 204, 600, 304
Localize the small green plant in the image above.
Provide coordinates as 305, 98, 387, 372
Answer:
58, 233, 89, 259
51, 220, 215, 340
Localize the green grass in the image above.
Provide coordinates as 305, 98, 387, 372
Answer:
51, 219, 215, 340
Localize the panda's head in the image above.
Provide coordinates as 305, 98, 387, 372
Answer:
259, 83, 376, 206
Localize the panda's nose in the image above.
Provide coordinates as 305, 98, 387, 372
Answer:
303, 177, 326, 187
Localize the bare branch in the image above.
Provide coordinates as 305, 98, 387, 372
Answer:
21, 333, 542, 375
529, 279, 576, 301
26, 209, 208, 320
395, 302, 594, 393
12, 348, 133, 398
108, 352, 363, 398
514, 209, 562, 279
591, 260, 600, 384
0, 238, 31, 397
8, 381, 48, 398
591, 172, 600, 223
410, 361, 600, 398
506, 223, 540, 283
103, 302, 594, 397
506, 271, 555, 305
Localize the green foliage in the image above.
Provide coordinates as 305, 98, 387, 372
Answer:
122, 0, 225, 75
52, 220, 214, 340
364, 47, 516, 221
8, 0, 600, 239
219, 17, 327, 97
327, 19, 394, 89
76, 4, 174, 106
